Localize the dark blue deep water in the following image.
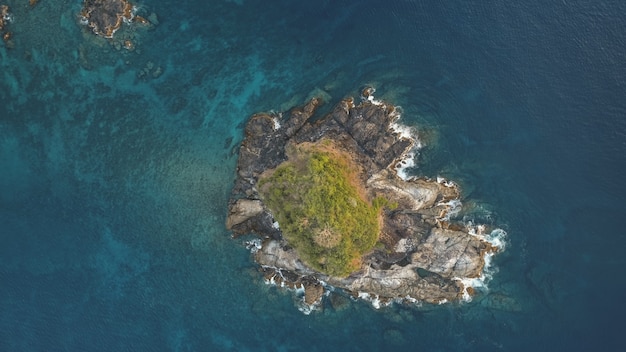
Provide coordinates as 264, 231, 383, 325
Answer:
1, 0, 625, 350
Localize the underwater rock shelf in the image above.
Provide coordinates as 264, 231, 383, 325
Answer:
227, 88, 502, 311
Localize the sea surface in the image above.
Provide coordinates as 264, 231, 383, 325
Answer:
1, 0, 625, 351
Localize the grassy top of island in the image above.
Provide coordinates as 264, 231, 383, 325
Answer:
258, 141, 390, 277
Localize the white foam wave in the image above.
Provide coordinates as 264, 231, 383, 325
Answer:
398, 295, 421, 307
455, 252, 497, 302
466, 222, 486, 236
272, 117, 281, 130
360, 87, 423, 181
389, 114, 416, 143
296, 283, 332, 315
123, 6, 138, 24
262, 266, 287, 288
363, 87, 384, 106
261, 266, 327, 315
269, 111, 282, 130
486, 228, 508, 251
244, 238, 262, 253
298, 302, 318, 315
389, 114, 422, 181
294, 284, 321, 315
454, 227, 506, 301
361, 294, 425, 308
436, 176, 456, 188
394, 152, 416, 181
466, 222, 508, 252
437, 199, 463, 220
294, 283, 305, 296
367, 95, 384, 106
357, 292, 393, 309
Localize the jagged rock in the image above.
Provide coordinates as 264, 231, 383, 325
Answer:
411, 228, 494, 278
226, 199, 264, 230
302, 279, 324, 305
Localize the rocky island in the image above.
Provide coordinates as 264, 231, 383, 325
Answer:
227, 88, 503, 312
78, 0, 157, 55
80, 0, 135, 38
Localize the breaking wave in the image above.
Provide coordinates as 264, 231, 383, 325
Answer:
455, 226, 507, 302
361, 88, 423, 181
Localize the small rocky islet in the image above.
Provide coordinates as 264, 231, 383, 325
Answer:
227, 88, 504, 311
1, 4, 13, 48
1, 1, 157, 52
80, 0, 157, 50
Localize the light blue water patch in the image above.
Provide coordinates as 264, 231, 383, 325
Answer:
92, 227, 150, 297
200, 54, 268, 129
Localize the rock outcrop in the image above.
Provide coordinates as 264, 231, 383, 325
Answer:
81, 0, 134, 38
227, 88, 501, 309
0, 5, 9, 31
79, 0, 157, 54
1, 4, 12, 48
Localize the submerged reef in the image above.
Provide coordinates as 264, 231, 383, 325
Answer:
227, 88, 504, 312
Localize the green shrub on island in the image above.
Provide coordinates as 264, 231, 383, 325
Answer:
259, 146, 384, 277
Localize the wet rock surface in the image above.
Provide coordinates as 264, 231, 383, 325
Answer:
227, 88, 500, 308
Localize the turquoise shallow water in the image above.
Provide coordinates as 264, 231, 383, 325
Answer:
1, 0, 625, 350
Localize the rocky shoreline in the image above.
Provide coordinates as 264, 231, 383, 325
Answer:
227, 88, 502, 311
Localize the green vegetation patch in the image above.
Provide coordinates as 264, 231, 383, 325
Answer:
258, 145, 382, 277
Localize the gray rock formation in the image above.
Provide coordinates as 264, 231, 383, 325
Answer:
411, 228, 492, 278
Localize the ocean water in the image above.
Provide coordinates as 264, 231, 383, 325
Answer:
1, 0, 625, 350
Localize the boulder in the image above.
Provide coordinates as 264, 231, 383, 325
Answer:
411, 228, 492, 278
225, 199, 264, 230
302, 279, 324, 305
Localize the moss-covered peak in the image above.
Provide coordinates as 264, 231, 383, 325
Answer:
258, 142, 381, 277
